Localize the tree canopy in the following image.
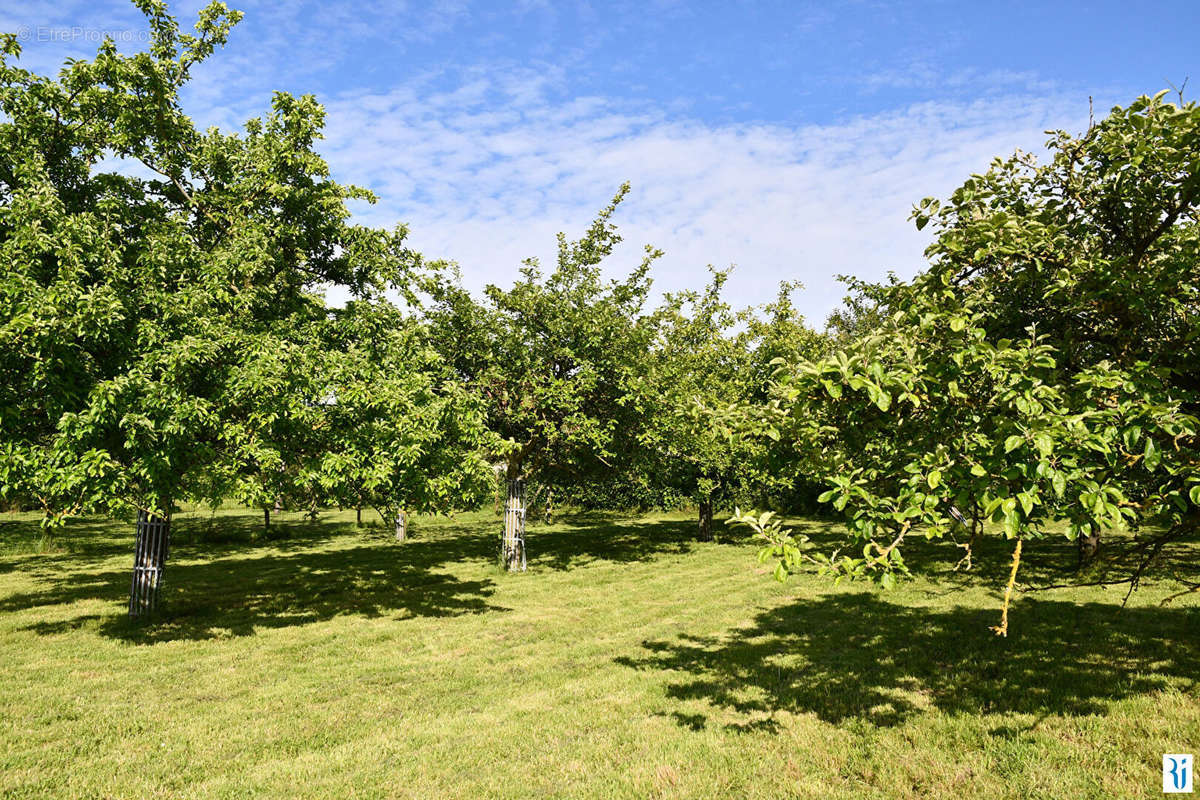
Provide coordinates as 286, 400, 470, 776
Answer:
628, 273, 823, 536
425, 184, 660, 489
733, 92, 1200, 628
4, 0, 1197, 625
0, 1, 487, 527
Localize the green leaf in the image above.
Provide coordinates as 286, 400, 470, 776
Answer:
927, 469, 942, 489
983, 495, 1003, 517
1034, 434, 1053, 457
1123, 426, 1142, 450
970, 463, 987, 477
1004, 435, 1023, 453
1143, 438, 1161, 471
1051, 471, 1066, 497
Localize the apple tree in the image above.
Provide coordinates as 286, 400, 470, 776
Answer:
0, 1, 483, 613
425, 184, 660, 570
731, 92, 1200, 631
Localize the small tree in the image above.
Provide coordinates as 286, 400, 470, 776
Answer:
634, 270, 744, 539
426, 184, 660, 569
306, 300, 495, 536
630, 273, 822, 538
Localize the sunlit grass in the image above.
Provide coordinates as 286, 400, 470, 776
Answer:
0, 506, 1196, 798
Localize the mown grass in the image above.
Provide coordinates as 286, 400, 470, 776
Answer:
0, 506, 1196, 799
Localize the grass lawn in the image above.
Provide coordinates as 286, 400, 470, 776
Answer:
0, 506, 1197, 799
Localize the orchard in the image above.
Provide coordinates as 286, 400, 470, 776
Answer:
0, 3, 1196, 798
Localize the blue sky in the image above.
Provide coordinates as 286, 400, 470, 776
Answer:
5, 0, 1198, 323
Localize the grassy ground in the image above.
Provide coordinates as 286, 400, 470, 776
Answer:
0, 506, 1197, 799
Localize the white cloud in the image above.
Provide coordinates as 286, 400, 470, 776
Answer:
316, 78, 1094, 325
6, 1, 1101, 326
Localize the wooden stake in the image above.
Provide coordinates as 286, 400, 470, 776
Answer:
502, 479, 526, 571
991, 538, 1023, 637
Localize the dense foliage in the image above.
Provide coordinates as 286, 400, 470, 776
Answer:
629, 274, 824, 536
734, 92, 1200, 627
304, 300, 495, 524
424, 184, 660, 489
0, 1, 489, 527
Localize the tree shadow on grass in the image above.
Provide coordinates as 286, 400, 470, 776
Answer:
0, 516, 135, 568
617, 592, 1200, 733
373, 511, 721, 573
3, 512, 728, 643
526, 513, 739, 571
6, 528, 508, 642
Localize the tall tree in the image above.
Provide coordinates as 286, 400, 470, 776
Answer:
0, 1, 464, 612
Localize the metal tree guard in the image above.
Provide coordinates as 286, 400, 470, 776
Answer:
129, 510, 170, 618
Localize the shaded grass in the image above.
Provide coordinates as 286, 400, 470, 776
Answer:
0, 507, 1196, 798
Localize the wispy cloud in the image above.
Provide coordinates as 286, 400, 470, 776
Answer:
861, 62, 1064, 95
316, 75, 1093, 324
6, 0, 1105, 325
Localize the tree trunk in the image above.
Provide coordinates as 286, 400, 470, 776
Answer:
502, 478, 526, 572
356, 506, 362, 527
129, 510, 170, 618
545, 488, 554, 524
966, 501, 982, 556
1078, 524, 1101, 567
395, 509, 407, 542
698, 499, 714, 542
263, 506, 270, 533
